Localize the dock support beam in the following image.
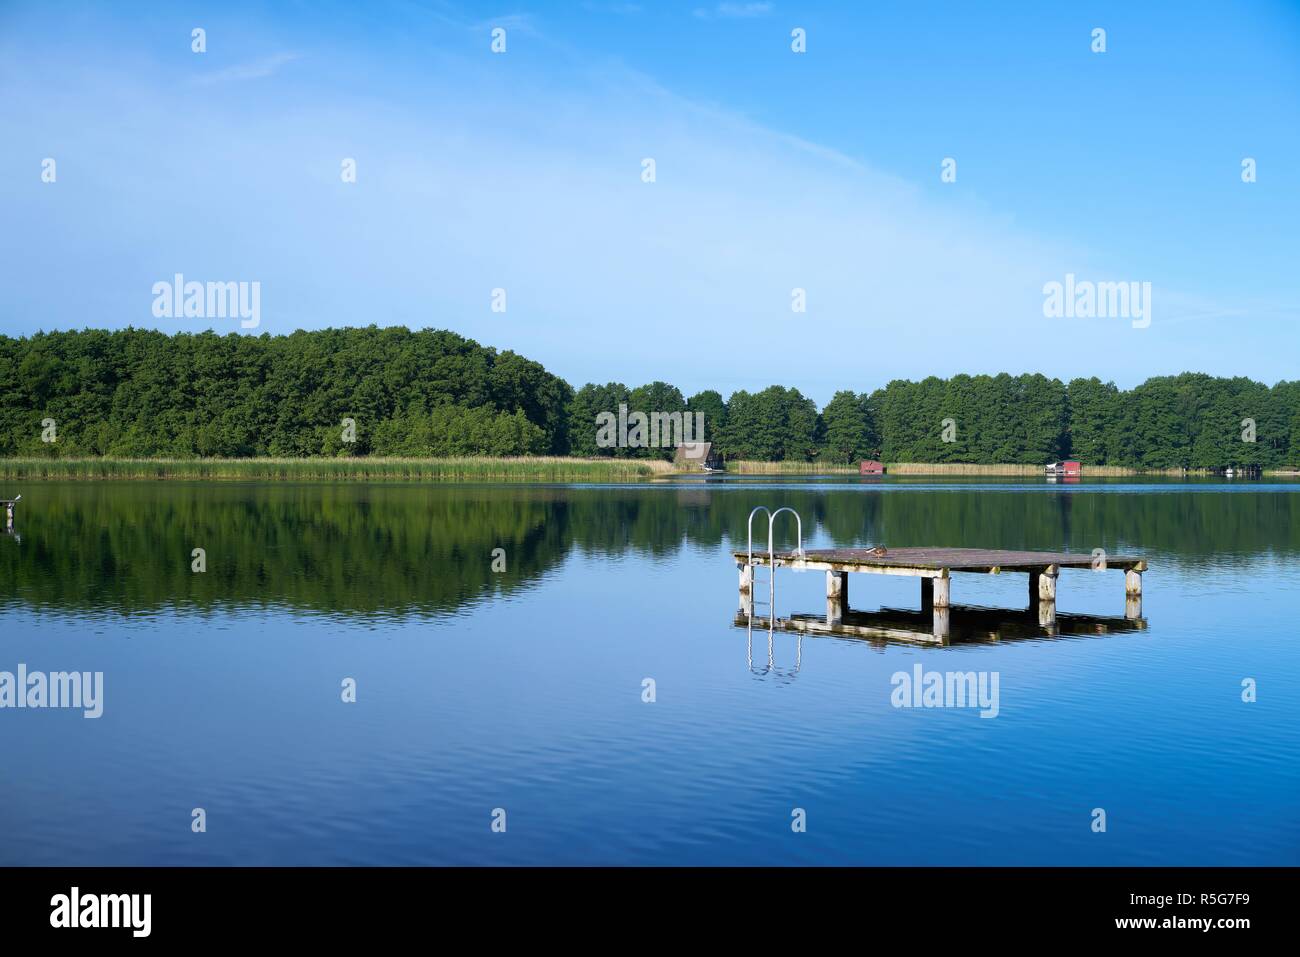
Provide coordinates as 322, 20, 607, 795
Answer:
1125, 568, 1143, 620
1029, 566, 1058, 603
826, 571, 847, 623
921, 574, 950, 610
826, 571, 847, 606
738, 564, 753, 615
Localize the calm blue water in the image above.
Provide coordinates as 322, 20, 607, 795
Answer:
1, 478, 1297, 864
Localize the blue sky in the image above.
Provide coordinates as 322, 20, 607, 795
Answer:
1, 0, 1297, 403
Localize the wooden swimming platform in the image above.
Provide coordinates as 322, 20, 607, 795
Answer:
737, 546, 1145, 601
735, 546, 1148, 637
735, 509, 1148, 639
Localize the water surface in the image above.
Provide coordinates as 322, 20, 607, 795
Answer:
1, 478, 1296, 864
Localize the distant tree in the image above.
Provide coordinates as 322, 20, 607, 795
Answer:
1066, 377, 1121, 463
686, 390, 727, 445
627, 381, 688, 459
821, 390, 869, 464
568, 382, 631, 457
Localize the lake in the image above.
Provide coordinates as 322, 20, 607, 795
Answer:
1, 477, 1297, 865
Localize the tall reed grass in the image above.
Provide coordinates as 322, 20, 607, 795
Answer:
1, 457, 1279, 482
727, 460, 859, 474
0, 456, 673, 482
885, 462, 1139, 476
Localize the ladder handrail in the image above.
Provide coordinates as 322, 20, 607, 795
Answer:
743, 505, 804, 626
747, 505, 804, 565
746, 506, 772, 566
768, 506, 804, 561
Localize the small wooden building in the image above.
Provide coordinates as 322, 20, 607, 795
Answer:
674, 442, 725, 472
859, 460, 885, 475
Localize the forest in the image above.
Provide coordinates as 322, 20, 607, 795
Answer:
1, 327, 1297, 468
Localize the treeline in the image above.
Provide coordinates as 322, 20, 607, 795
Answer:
1, 327, 1298, 468
576, 374, 1300, 468
0, 327, 570, 457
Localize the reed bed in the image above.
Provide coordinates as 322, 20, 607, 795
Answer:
883, 463, 1256, 476
885, 462, 1136, 476
1, 457, 1283, 482
727, 460, 859, 474
0, 456, 673, 482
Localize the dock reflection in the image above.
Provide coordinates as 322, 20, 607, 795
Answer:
733, 603, 1147, 648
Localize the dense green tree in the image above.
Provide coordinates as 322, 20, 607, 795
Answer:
627, 381, 689, 460
1066, 377, 1121, 463
821, 390, 869, 464
686, 390, 727, 445
568, 382, 631, 457
716, 386, 820, 461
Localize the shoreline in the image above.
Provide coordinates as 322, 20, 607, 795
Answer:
0, 456, 673, 482
1, 456, 1295, 482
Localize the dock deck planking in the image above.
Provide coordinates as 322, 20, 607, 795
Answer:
732, 546, 1146, 575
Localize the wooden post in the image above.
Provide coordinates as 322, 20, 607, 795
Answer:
826, 571, 847, 624
826, 570, 847, 605
931, 574, 950, 609
1125, 595, 1142, 621
1125, 569, 1143, 597
739, 564, 753, 615
1037, 565, 1058, 601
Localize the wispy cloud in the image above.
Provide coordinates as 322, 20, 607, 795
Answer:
693, 2, 773, 19
192, 51, 301, 86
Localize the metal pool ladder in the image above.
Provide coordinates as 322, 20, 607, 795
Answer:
744, 506, 805, 618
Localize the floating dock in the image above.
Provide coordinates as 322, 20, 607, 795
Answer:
735, 545, 1147, 640
735, 507, 1148, 642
